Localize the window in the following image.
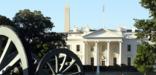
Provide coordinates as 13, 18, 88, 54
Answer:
135, 30, 139, 32
127, 44, 131, 51
91, 57, 94, 66
76, 45, 80, 51
113, 57, 117, 66
128, 57, 131, 66
91, 47, 94, 52
126, 29, 132, 32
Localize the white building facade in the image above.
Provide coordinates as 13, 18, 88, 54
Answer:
64, 3, 139, 67
66, 27, 139, 67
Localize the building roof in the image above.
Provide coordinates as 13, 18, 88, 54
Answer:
83, 29, 123, 39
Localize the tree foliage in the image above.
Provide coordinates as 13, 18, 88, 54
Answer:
134, 0, 156, 42
134, 19, 156, 42
0, 15, 14, 51
134, 0, 156, 74
0, 9, 67, 58
134, 42, 156, 75
0, 15, 14, 25
140, 0, 156, 17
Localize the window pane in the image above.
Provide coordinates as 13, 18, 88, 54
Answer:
127, 44, 131, 51
76, 45, 80, 51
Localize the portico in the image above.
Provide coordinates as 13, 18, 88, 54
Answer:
83, 40, 123, 67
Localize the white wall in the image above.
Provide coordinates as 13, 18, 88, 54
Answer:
122, 39, 138, 66
66, 40, 85, 64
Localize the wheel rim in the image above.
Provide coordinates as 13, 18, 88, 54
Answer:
0, 26, 30, 75
36, 49, 83, 75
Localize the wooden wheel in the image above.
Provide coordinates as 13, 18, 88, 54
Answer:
0, 26, 33, 75
35, 49, 83, 75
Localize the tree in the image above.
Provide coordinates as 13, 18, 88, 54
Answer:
0, 15, 14, 25
0, 9, 67, 58
134, 42, 156, 75
0, 15, 14, 53
134, 0, 156, 74
13, 9, 67, 58
134, 0, 156, 41
140, 0, 156, 18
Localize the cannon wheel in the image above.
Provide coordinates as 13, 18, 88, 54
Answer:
35, 49, 84, 75
0, 26, 33, 75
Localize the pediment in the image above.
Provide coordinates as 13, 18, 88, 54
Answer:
83, 29, 123, 39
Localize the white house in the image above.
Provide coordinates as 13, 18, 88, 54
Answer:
64, 3, 139, 67
66, 26, 138, 67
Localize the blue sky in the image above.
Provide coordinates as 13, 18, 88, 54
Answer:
0, 0, 149, 32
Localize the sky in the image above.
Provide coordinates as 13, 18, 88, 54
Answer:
0, 0, 149, 32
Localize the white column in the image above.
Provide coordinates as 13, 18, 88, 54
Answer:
119, 41, 122, 65
94, 41, 100, 73
106, 41, 110, 66
83, 41, 87, 65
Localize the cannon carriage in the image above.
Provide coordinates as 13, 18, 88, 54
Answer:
0, 25, 83, 75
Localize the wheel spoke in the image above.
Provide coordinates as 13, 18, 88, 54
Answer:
36, 49, 83, 75
62, 59, 76, 73
0, 54, 20, 74
0, 52, 17, 69
47, 62, 55, 74
55, 55, 58, 73
0, 39, 11, 64
75, 64, 81, 72
0, 26, 31, 75
59, 54, 67, 72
